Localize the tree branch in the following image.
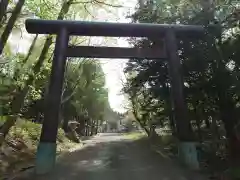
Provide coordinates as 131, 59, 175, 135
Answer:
84, 4, 95, 18
72, 0, 123, 8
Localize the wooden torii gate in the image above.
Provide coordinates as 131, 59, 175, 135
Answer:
25, 19, 208, 174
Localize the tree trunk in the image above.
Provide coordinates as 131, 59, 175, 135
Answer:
90, 119, 94, 136
130, 95, 150, 135
61, 102, 70, 133
36, 112, 41, 123
0, 0, 25, 54
165, 83, 177, 135
132, 109, 150, 135
0, 85, 28, 145
193, 106, 202, 143
13, 34, 39, 80
0, 0, 9, 24
196, 119, 202, 143
218, 93, 240, 170
149, 125, 157, 140
0, 0, 74, 146
140, 122, 150, 136
211, 116, 219, 151
76, 118, 85, 136
92, 120, 97, 135
84, 120, 88, 136
62, 118, 70, 133
88, 120, 91, 136
205, 118, 210, 129
95, 120, 99, 134
169, 109, 176, 135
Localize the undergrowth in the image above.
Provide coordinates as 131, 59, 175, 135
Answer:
0, 117, 78, 179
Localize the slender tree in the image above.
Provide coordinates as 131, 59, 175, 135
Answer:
0, 0, 9, 25
0, 0, 25, 54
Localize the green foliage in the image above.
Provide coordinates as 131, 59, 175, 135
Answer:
124, 0, 240, 131
5, 120, 68, 147
62, 60, 109, 130
0, 0, 113, 137
123, 0, 240, 176
15, 120, 41, 142
0, 118, 76, 177
0, 0, 119, 176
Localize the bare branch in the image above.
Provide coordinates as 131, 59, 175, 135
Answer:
84, 4, 95, 18
69, 37, 87, 46
42, 0, 57, 11
93, 0, 123, 7
72, 0, 123, 8
47, 51, 54, 63
71, 0, 93, 4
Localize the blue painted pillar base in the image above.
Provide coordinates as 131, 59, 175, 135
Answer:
35, 142, 57, 175
178, 142, 199, 170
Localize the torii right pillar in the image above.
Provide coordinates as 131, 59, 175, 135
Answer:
165, 30, 199, 170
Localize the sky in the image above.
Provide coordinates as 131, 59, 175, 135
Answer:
8, 0, 137, 113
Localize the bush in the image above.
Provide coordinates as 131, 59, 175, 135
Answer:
0, 118, 77, 177
18, 120, 41, 143
0, 116, 7, 125
57, 128, 68, 143
5, 119, 73, 148
6, 120, 40, 148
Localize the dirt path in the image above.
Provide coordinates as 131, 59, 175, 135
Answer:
14, 133, 208, 180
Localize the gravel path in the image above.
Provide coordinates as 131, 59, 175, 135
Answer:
14, 133, 208, 180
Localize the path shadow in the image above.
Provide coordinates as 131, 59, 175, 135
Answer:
12, 137, 208, 180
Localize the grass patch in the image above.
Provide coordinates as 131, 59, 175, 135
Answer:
123, 131, 147, 140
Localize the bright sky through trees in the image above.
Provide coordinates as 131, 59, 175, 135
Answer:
99, 0, 136, 113
8, 0, 137, 113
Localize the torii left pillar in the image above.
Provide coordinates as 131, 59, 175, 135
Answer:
36, 28, 69, 174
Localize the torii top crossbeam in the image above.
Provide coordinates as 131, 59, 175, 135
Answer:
25, 19, 207, 38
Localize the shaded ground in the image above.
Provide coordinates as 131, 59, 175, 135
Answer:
14, 133, 207, 180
